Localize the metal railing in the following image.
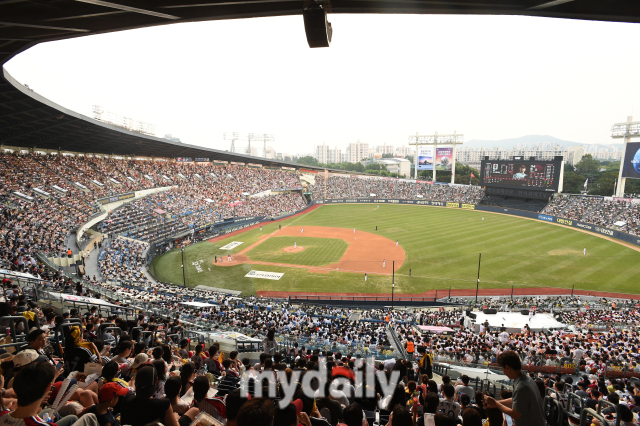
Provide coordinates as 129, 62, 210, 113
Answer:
386, 324, 409, 360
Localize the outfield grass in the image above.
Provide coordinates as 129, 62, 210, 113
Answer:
246, 236, 348, 266
150, 204, 640, 296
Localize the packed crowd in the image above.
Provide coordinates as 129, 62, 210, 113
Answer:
428, 186, 449, 202
6, 285, 640, 426
103, 191, 304, 243
542, 196, 640, 236
32, 273, 396, 358
396, 182, 415, 199
348, 178, 369, 199
385, 299, 640, 380
306, 174, 325, 201
329, 177, 351, 199
0, 152, 307, 259
589, 200, 628, 227
371, 179, 399, 198
98, 238, 149, 285
318, 174, 484, 203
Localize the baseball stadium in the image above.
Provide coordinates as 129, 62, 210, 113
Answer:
1, 4, 640, 426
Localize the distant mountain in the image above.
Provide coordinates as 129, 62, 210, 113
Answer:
465, 135, 623, 150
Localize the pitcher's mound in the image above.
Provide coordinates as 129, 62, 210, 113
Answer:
283, 246, 304, 253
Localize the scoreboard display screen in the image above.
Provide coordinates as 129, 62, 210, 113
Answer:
480, 160, 561, 192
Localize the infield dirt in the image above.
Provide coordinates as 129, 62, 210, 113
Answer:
212, 225, 405, 274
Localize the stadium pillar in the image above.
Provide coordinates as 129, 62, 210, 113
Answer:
414, 133, 418, 180
181, 248, 186, 287
433, 135, 437, 183
450, 132, 457, 184
511, 286, 513, 300
614, 116, 633, 197
475, 253, 481, 303
392, 261, 394, 284
571, 284, 574, 297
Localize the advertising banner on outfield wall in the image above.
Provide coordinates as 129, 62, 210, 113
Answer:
320, 198, 640, 247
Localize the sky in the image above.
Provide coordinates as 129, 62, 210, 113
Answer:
4, 14, 640, 156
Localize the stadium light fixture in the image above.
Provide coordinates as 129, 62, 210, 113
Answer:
408, 131, 464, 182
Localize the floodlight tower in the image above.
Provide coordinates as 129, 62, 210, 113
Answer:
259, 134, 275, 158
247, 133, 254, 155
612, 116, 640, 197
223, 132, 240, 153
408, 131, 464, 182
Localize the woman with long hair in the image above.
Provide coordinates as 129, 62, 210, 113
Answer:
121, 365, 199, 426
262, 328, 277, 355
472, 391, 486, 418
179, 362, 196, 397
153, 359, 167, 398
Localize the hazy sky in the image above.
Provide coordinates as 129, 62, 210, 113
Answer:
5, 14, 640, 156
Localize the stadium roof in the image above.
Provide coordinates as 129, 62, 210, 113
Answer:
1, 0, 639, 167
0, 69, 304, 167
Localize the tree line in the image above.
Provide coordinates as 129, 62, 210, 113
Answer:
563, 154, 640, 196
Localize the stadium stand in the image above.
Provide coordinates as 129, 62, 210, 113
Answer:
3, 279, 640, 426
98, 237, 149, 285
348, 176, 369, 198
3, 152, 640, 426
543, 196, 640, 236
306, 174, 325, 201
429, 184, 450, 201
396, 181, 416, 200
2, 1, 640, 423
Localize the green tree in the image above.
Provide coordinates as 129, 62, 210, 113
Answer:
296, 156, 319, 166
382, 153, 394, 158
625, 178, 640, 196
589, 171, 618, 196
453, 163, 481, 185
365, 163, 387, 171
575, 154, 600, 180
405, 155, 414, 164
562, 171, 586, 194
564, 163, 575, 173
354, 162, 365, 173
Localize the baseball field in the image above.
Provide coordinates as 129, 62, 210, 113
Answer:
149, 204, 640, 297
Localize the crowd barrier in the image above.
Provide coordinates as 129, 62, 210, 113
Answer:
315, 198, 640, 248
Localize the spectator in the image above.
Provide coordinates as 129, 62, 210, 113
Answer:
484, 351, 545, 426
